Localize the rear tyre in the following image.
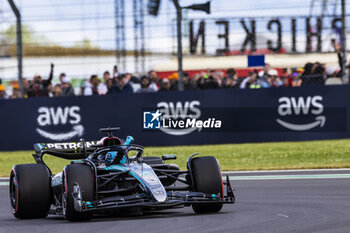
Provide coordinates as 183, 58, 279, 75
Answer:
63, 164, 94, 221
10, 164, 51, 219
190, 156, 223, 214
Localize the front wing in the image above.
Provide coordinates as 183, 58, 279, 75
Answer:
72, 175, 235, 212
74, 192, 235, 212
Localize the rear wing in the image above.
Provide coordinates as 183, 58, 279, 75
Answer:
33, 141, 99, 162
34, 141, 99, 153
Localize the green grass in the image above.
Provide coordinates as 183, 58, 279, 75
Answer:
1, 139, 350, 177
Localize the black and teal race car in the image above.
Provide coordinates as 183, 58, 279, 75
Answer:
10, 127, 235, 221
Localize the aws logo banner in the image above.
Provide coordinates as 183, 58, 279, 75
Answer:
36, 106, 84, 141
276, 95, 334, 131
157, 100, 202, 136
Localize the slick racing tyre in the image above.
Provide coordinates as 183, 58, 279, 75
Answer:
63, 164, 94, 221
190, 156, 223, 214
10, 164, 51, 219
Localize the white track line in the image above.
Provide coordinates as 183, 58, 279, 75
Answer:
0, 168, 349, 186
223, 174, 350, 180
222, 168, 350, 174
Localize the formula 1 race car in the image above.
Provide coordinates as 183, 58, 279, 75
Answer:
10, 127, 235, 221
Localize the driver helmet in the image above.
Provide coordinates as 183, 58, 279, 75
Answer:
104, 151, 127, 164
105, 152, 116, 163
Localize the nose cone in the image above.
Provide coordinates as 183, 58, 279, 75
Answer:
150, 185, 167, 203
131, 163, 168, 203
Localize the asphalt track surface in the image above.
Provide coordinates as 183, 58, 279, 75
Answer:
1, 169, 350, 233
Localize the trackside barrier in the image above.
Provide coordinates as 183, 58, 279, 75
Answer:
0, 85, 349, 151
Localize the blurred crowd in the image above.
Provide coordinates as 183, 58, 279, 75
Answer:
0, 61, 345, 100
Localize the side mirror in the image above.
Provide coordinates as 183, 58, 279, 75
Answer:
162, 154, 177, 160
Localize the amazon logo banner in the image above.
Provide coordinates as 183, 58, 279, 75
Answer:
275, 96, 345, 132
0, 85, 349, 151
36, 106, 84, 141
277, 96, 324, 131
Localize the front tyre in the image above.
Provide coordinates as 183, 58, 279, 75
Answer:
63, 164, 94, 221
190, 156, 223, 214
10, 164, 51, 219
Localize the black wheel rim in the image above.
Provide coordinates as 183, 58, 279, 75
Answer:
9, 175, 17, 210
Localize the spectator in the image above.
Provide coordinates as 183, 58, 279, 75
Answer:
240, 71, 260, 89
290, 72, 302, 87
110, 74, 133, 94
127, 73, 141, 84
44, 63, 54, 87
9, 84, 20, 99
302, 62, 325, 86
223, 68, 240, 88
183, 72, 196, 90
2, 60, 340, 100
26, 64, 54, 97
281, 76, 290, 87
191, 73, 201, 86
303, 63, 314, 76
265, 69, 282, 87
61, 77, 75, 96
280, 67, 289, 78
59, 73, 66, 84
26, 75, 46, 97
148, 70, 160, 91
126, 73, 141, 91
52, 84, 62, 97
80, 79, 88, 95
197, 73, 219, 89
211, 71, 224, 87
0, 84, 8, 99
136, 76, 156, 93
313, 63, 326, 85
224, 68, 235, 80
113, 65, 119, 79
98, 71, 111, 95
119, 74, 134, 93
83, 75, 100, 96
258, 63, 272, 82
223, 76, 236, 88
168, 73, 178, 90
159, 78, 171, 91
